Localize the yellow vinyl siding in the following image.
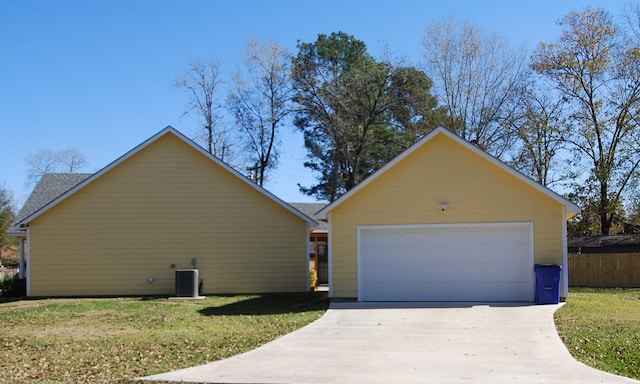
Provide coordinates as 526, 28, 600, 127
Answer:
28, 133, 307, 296
330, 133, 564, 298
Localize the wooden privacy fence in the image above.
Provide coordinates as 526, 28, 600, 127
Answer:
569, 253, 640, 288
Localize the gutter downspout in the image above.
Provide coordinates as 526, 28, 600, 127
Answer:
327, 213, 333, 299
26, 227, 31, 297
562, 207, 569, 301
18, 238, 25, 280
305, 222, 310, 291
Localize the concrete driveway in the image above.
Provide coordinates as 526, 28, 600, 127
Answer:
141, 302, 639, 384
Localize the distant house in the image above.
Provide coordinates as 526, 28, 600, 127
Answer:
11, 127, 317, 297
568, 235, 640, 254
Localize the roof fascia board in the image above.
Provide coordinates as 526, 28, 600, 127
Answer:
18, 126, 318, 227
317, 127, 580, 219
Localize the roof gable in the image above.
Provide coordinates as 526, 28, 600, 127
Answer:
16, 126, 317, 227
317, 127, 580, 220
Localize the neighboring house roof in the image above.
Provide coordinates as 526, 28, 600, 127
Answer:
317, 127, 581, 220
288, 202, 328, 231
10, 173, 92, 234
568, 234, 640, 253
13, 126, 317, 229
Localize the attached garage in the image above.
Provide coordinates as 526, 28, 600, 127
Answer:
358, 223, 534, 302
319, 127, 580, 302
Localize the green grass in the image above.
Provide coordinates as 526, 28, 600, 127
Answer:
0, 293, 329, 383
555, 288, 640, 380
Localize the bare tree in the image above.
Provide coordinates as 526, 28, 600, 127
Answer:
531, 7, 640, 235
422, 18, 528, 158
505, 80, 570, 187
624, 3, 640, 40
25, 149, 58, 186
228, 39, 292, 186
25, 148, 87, 187
57, 147, 87, 172
175, 57, 234, 161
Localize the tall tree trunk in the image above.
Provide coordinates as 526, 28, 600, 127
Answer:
206, 124, 213, 154
600, 183, 611, 235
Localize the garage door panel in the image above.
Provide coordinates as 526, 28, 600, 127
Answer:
363, 281, 532, 302
359, 224, 533, 302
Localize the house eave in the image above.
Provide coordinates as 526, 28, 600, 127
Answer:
7, 230, 26, 238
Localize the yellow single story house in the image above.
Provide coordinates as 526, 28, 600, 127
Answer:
13, 127, 317, 297
317, 127, 580, 302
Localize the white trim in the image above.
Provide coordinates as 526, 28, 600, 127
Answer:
529, 222, 537, 301
7, 230, 26, 238
356, 222, 535, 302
17, 126, 317, 228
531, 222, 536, 263
305, 223, 310, 291
327, 213, 334, 298
26, 227, 31, 297
356, 226, 363, 301
317, 127, 580, 220
561, 207, 569, 299
18, 238, 25, 280
357, 221, 533, 232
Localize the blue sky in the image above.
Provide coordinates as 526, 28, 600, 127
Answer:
0, 0, 629, 207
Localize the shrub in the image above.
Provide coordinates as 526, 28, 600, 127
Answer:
309, 268, 318, 288
0, 274, 26, 297
0, 246, 19, 268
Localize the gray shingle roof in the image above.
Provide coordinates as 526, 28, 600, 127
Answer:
12, 173, 92, 229
568, 235, 640, 248
288, 202, 328, 231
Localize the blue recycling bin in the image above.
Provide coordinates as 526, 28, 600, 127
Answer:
534, 264, 562, 304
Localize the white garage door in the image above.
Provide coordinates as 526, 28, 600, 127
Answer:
358, 223, 534, 302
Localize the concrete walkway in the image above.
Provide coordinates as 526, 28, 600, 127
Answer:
141, 302, 639, 384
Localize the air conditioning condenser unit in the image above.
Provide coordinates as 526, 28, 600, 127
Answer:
175, 269, 199, 298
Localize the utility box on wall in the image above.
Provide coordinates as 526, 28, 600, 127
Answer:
175, 269, 199, 298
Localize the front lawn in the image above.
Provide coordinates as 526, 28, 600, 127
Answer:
0, 293, 328, 383
555, 288, 640, 380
